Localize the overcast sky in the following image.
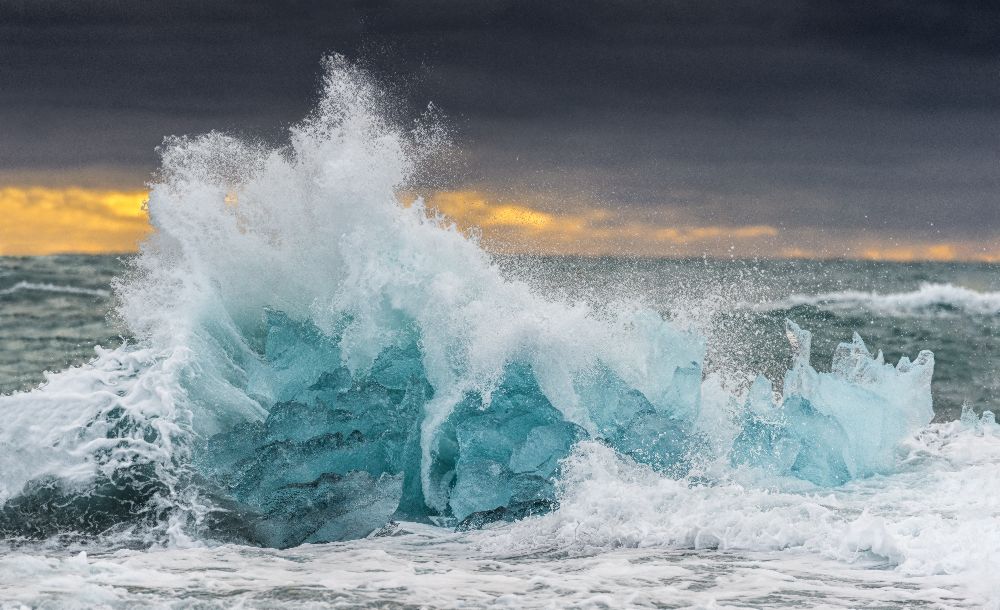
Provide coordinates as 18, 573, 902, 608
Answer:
1, 0, 998, 245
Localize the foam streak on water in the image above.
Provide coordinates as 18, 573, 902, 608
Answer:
756, 282, 1000, 317
0, 542, 970, 608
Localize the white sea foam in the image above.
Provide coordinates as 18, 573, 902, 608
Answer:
756, 282, 1000, 316
0, 281, 110, 298
0, 536, 970, 608
478, 417, 1000, 606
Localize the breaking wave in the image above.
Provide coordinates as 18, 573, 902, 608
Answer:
0, 57, 958, 567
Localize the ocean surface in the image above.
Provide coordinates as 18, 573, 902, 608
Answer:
2, 61, 1000, 608
2, 254, 999, 608
4, 255, 999, 419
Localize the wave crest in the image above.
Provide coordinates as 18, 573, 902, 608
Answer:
757, 282, 1000, 317
0, 58, 937, 547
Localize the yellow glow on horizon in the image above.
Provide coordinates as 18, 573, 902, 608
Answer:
0, 187, 150, 255
419, 189, 781, 254
861, 243, 965, 263
1, 185, 998, 263
651, 224, 778, 243
424, 191, 558, 231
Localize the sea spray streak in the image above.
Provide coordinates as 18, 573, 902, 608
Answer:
0, 58, 935, 547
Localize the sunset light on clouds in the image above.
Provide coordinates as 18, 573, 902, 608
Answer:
0, 186, 150, 255
3, 184, 997, 262
415, 190, 783, 256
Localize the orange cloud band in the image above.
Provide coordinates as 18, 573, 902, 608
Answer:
0, 186, 150, 255
1, 185, 997, 262
419, 190, 781, 255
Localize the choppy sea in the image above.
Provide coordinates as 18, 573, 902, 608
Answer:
2, 254, 999, 609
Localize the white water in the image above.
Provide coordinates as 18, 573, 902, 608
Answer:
756, 282, 1000, 317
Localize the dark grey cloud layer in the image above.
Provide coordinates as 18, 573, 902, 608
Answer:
1, 0, 997, 234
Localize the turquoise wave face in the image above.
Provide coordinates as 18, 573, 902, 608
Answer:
195, 311, 700, 547
177, 312, 931, 548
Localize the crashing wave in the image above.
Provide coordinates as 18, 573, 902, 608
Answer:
0, 57, 936, 547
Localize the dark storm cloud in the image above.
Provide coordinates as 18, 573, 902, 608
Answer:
1, 0, 998, 234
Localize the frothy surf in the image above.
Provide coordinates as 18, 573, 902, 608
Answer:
1, 57, 997, 607
755, 282, 1000, 317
